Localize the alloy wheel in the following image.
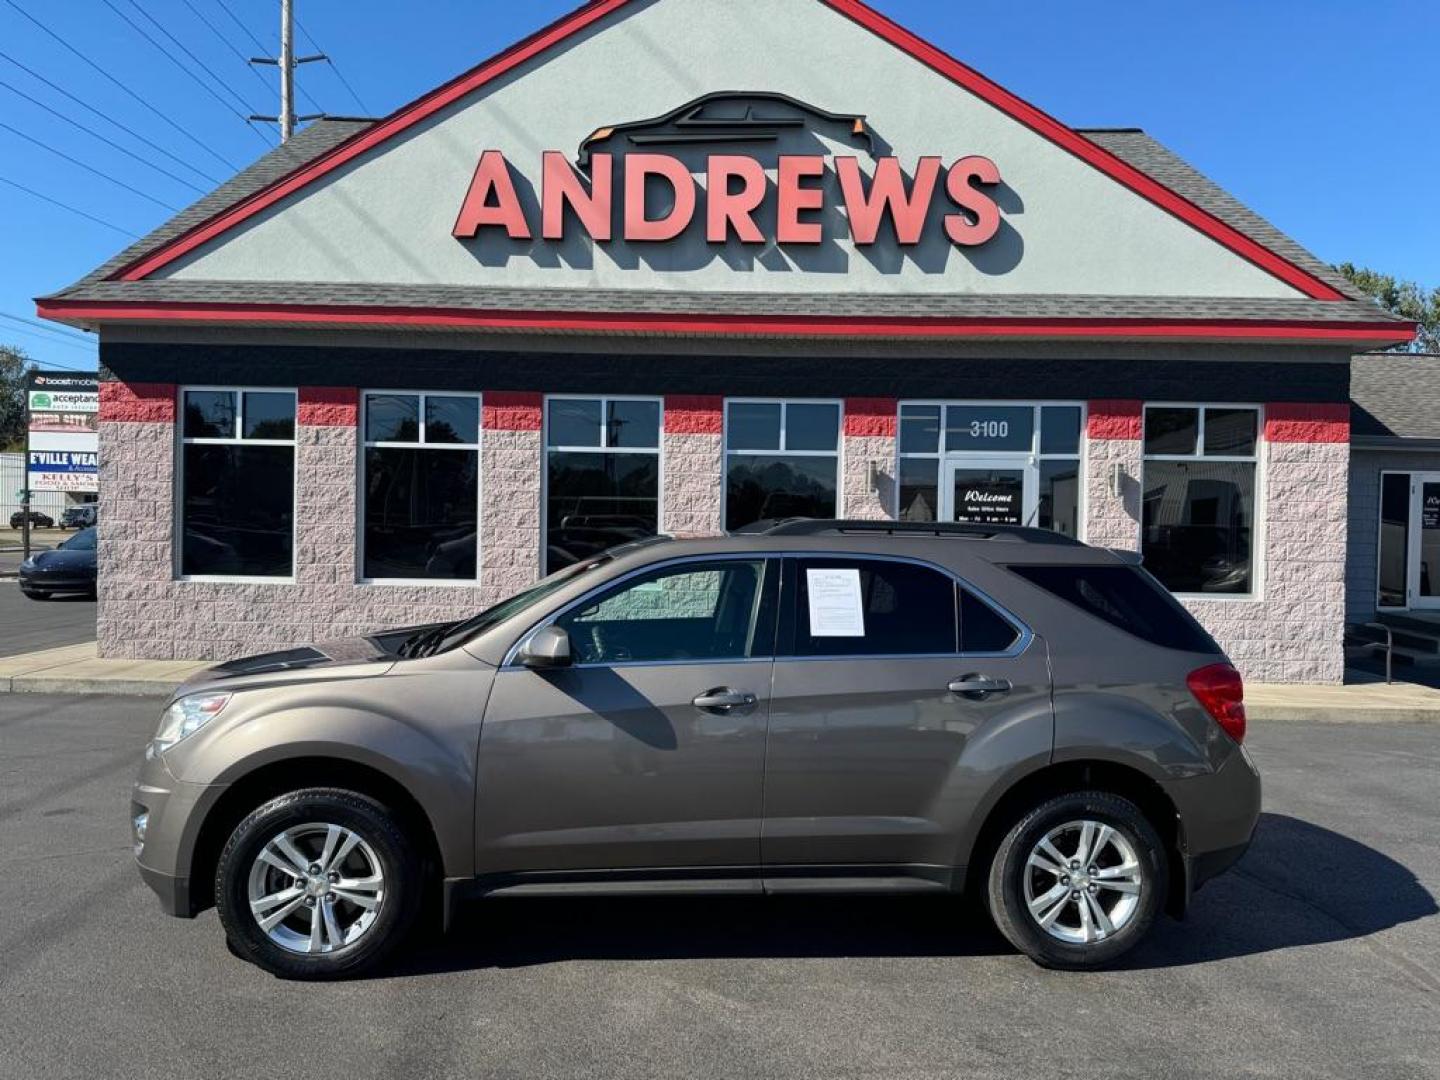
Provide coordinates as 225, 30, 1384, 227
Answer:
245, 823, 385, 955
1021, 819, 1143, 945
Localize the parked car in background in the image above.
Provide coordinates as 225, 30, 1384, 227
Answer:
131, 519, 1259, 980
10, 510, 55, 529
60, 505, 98, 530
19, 525, 97, 598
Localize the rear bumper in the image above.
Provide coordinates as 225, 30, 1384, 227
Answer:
1166, 742, 1262, 899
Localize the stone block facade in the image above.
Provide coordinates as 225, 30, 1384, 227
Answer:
98, 380, 1354, 683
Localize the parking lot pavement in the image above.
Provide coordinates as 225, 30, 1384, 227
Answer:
1, 699, 1436, 1080
0, 581, 95, 657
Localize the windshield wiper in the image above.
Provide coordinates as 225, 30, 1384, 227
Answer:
398, 623, 455, 659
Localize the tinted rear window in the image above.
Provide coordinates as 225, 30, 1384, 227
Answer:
1008, 563, 1218, 653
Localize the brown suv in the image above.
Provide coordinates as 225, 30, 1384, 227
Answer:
131, 520, 1260, 978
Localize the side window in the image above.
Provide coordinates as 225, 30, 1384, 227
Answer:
787, 558, 957, 657
959, 588, 1021, 653
556, 559, 770, 664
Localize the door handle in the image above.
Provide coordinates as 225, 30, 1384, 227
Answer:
948, 675, 1012, 699
692, 687, 757, 712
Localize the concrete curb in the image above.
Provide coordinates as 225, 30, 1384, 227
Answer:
1247, 705, 1440, 725
0, 675, 184, 697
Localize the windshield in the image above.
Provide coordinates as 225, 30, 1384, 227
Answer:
435, 554, 614, 653
62, 527, 97, 551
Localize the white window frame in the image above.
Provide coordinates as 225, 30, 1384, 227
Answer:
895, 400, 1086, 536
175, 385, 298, 584
1140, 402, 1265, 602
358, 390, 483, 586
542, 394, 665, 574
722, 398, 845, 532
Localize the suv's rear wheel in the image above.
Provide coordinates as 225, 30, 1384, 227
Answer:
215, 788, 421, 979
986, 791, 1166, 969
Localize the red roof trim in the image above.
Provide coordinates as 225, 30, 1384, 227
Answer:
106, 0, 1346, 302
36, 299, 1415, 344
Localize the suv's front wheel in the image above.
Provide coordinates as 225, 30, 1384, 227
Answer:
986, 791, 1166, 969
215, 788, 421, 979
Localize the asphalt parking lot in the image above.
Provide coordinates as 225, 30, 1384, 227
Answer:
0, 697, 1436, 1080
0, 578, 96, 657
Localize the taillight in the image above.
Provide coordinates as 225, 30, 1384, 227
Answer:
1187, 663, 1246, 744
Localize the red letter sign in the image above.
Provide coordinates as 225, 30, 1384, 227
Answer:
944, 156, 1002, 247
706, 156, 766, 244
836, 156, 942, 245
624, 154, 697, 242
452, 150, 530, 240
776, 156, 826, 244
542, 151, 613, 241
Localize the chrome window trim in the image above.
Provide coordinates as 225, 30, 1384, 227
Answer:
502, 550, 1033, 668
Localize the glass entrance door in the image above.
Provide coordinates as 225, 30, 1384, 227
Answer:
1416, 476, 1440, 609
941, 457, 1036, 526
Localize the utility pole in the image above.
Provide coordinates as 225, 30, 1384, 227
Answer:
249, 0, 325, 142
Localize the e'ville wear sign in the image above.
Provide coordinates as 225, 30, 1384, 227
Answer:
27, 371, 99, 493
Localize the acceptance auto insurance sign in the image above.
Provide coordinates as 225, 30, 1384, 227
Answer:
27, 371, 99, 492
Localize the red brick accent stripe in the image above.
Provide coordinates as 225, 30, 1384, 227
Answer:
1264, 402, 1350, 443
483, 391, 543, 431
664, 395, 723, 435
298, 386, 358, 427
844, 398, 898, 438
99, 381, 175, 423
1087, 399, 1143, 440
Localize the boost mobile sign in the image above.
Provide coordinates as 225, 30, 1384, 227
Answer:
27, 370, 99, 493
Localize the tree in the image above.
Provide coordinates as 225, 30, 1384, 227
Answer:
1336, 263, 1440, 353
0, 344, 36, 452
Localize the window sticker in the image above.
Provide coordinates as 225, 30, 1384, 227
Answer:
806, 567, 866, 637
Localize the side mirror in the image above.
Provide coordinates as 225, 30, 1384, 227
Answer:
517, 625, 573, 669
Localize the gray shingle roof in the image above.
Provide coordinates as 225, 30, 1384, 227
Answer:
1352, 353, 1440, 439
41, 117, 1403, 337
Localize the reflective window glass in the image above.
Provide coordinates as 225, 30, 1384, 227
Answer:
727, 402, 782, 451
242, 392, 295, 441
183, 390, 236, 439
365, 394, 419, 443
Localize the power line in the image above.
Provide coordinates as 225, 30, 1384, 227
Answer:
0, 120, 180, 212
296, 14, 368, 114
0, 0, 241, 173
178, 0, 277, 101
211, 0, 269, 54
0, 312, 92, 344
119, 0, 267, 119
0, 75, 208, 195
98, 0, 273, 148
0, 174, 141, 238
0, 49, 219, 187
0, 322, 98, 356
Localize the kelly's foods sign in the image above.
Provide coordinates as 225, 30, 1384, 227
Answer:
28, 371, 98, 493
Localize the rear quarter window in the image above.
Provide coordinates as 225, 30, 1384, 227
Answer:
1007, 563, 1218, 653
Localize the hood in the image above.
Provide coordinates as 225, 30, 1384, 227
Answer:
176, 634, 401, 696
27, 547, 95, 569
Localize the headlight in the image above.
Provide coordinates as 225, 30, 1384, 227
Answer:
150, 693, 230, 755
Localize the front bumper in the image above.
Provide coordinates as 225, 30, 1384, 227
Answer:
131, 751, 227, 918
19, 571, 96, 592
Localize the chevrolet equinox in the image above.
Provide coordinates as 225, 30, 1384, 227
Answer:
131, 519, 1260, 978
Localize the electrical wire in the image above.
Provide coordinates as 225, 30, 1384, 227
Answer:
0, 174, 141, 238
0, 312, 93, 344
0, 120, 180, 212
296, 15, 368, 114
99, 0, 273, 147
0, 322, 98, 356
0, 0, 240, 173
0, 49, 219, 186
178, 0, 274, 99
0, 76, 208, 195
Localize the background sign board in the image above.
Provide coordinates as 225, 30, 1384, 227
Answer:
1424, 486, 1440, 531
27, 371, 99, 494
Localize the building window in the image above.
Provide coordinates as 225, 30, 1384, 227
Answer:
545, 396, 661, 576
897, 402, 1082, 536
361, 392, 481, 581
1142, 405, 1259, 596
1378, 472, 1410, 608
179, 388, 296, 578
725, 399, 840, 531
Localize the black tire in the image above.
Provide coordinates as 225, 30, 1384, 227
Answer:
986, 790, 1166, 970
215, 788, 422, 980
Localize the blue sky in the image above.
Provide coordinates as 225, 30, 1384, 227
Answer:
3, 0, 1436, 373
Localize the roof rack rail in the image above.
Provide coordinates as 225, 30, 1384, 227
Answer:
736, 518, 1085, 546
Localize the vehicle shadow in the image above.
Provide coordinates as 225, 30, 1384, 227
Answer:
391, 813, 1436, 976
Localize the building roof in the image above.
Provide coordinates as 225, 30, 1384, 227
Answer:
1352, 353, 1440, 442
35, 0, 1412, 346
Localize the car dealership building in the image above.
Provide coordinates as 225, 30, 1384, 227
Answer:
38, 0, 1414, 680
